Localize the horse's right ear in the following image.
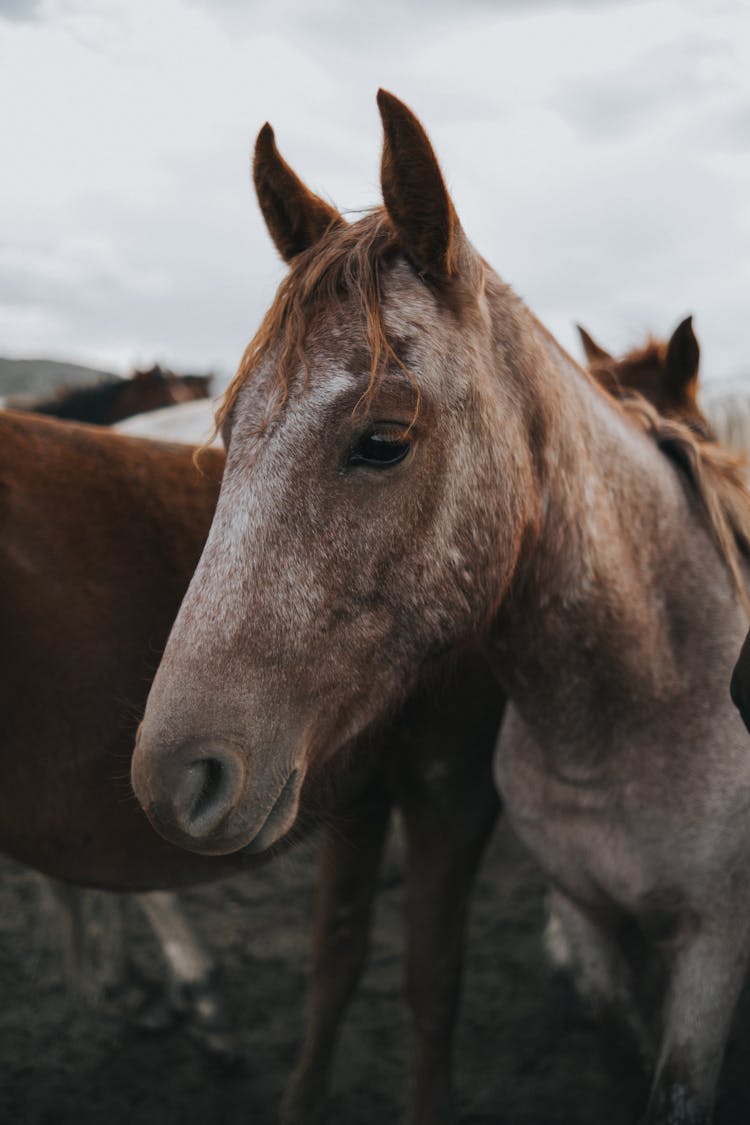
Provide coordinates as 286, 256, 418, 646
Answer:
664, 316, 700, 397
576, 325, 612, 366
253, 124, 344, 263
377, 89, 467, 281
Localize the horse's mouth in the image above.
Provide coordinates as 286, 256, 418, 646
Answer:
240, 768, 301, 855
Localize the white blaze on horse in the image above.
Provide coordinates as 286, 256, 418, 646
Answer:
132, 92, 750, 1124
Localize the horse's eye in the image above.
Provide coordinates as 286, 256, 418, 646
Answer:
347, 430, 412, 469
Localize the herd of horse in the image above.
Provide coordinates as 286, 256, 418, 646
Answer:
4, 91, 750, 1125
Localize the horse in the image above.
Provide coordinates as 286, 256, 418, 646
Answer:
14, 364, 211, 426
1, 408, 501, 1123
578, 320, 750, 460
4, 369, 217, 1032
132, 91, 750, 1125
577, 317, 712, 439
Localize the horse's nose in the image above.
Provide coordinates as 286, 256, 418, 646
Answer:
132, 736, 246, 844
171, 749, 246, 838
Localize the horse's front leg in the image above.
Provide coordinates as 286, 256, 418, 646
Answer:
281, 783, 392, 1125
644, 913, 750, 1125
547, 888, 654, 1110
400, 752, 500, 1125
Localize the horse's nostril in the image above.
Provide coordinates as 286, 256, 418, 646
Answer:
172, 751, 243, 838
191, 757, 223, 819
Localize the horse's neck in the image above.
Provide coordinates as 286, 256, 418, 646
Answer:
490, 317, 739, 752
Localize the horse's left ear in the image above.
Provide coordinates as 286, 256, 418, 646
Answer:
377, 89, 467, 281
576, 325, 612, 366
253, 123, 345, 263
665, 316, 700, 396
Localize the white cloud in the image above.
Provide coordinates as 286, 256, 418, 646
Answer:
0, 0, 748, 381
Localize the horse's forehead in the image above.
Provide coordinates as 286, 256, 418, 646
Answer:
233, 261, 462, 431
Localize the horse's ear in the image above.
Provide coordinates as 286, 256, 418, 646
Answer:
664, 316, 700, 396
253, 123, 344, 263
377, 89, 465, 281
576, 325, 612, 366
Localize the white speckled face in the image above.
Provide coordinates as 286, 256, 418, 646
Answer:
132, 245, 532, 854
131, 94, 540, 857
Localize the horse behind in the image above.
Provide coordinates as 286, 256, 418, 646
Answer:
579, 318, 750, 460
14, 364, 211, 425
133, 91, 750, 1124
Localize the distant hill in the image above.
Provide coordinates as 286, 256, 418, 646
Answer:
0, 357, 117, 399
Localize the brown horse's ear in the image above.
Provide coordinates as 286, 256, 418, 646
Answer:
664, 316, 700, 397
253, 123, 344, 263
377, 88, 465, 281
576, 325, 612, 366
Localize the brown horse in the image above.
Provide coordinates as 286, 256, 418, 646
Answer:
1, 409, 501, 1123
18, 364, 211, 425
133, 92, 750, 1125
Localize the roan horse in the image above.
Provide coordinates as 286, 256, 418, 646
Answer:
1, 409, 501, 1123
17, 364, 211, 426
132, 92, 750, 1124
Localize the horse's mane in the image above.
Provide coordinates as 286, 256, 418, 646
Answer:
216, 209, 413, 432
617, 394, 750, 609
33, 377, 125, 422
215, 210, 750, 609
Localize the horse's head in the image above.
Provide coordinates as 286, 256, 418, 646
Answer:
116, 365, 174, 420
580, 317, 714, 439
168, 373, 214, 405
131, 91, 538, 855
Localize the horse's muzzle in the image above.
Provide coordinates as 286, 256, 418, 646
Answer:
131, 731, 302, 856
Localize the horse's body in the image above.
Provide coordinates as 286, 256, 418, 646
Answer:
1, 409, 501, 1123
0, 412, 230, 885
133, 93, 750, 1124
14, 365, 211, 426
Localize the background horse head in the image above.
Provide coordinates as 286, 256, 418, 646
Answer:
24, 364, 212, 426
578, 317, 713, 439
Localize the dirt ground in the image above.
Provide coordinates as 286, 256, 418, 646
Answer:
1, 816, 749, 1125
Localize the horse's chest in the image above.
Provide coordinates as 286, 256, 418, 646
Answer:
494, 709, 665, 911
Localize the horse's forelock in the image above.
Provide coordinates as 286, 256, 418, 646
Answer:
212, 209, 426, 445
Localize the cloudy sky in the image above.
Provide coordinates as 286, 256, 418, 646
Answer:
1, 0, 748, 384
